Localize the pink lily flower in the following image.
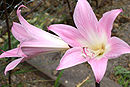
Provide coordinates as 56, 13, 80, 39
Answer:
0, 5, 69, 75
48, 0, 130, 83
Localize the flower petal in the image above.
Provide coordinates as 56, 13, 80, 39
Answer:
21, 47, 60, 57
0, 48, 26, 58
17, 5, 69, 49
56, 47, 88, 70
98, 9, 122, 38
21, 39, 69, 50
11, 22, 31, 41
4, 57, 24, 75
73, 0, 98, 43
16, 5, 57, 39
21, 47, 60, 62
48, 24, 88, 47
105, 37, 130, 59
88, 58, 108, 83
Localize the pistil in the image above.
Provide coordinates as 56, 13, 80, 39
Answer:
82, 44, 105, 58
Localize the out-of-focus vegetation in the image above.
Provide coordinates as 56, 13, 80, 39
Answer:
114, 66, 130, 87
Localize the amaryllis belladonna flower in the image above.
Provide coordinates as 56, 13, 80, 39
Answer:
0, 5, 69, 75
48, 0, 130, 83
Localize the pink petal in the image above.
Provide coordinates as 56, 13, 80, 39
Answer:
17, 5, 46, 39
16, 5, 56, 39
21, 47, 59, 62
0, 48, 26, 58
21, 47, 58, 57
11, 22, 31, 41
4, 57, 24, 75
56, 47, 88, 70
17, 5, 69, 49
21, 39, 69, 50
48, 24, 88, 47
88, 58, 108, 83
98, 9, 122, 38
105, 37, 130, 59
73, 0, 98, 42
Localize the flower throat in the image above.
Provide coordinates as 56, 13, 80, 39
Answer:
82, 44, 105, 58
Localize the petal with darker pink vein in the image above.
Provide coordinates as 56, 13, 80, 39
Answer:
105, 37, 130, 59
21, 47, 58, 57
21, 47, 59, 62
17, 5, 69, 49
56, 47, 88, 70
48, 24, 88, 47
11, 22, 32, 41
98, 9, 122, 38
73, 0, 98, 43
17, 5, 58, 39
0, 48, 26, 58
4, 57, 24, 75
88, 58, 108, 83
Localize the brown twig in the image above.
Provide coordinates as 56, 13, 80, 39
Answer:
76, 75, 90, 87
3, 0, 11, 87
24, 1, 43, 18
65, 0, 73, 20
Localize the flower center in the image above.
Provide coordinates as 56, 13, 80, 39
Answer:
82, 44, 105, 58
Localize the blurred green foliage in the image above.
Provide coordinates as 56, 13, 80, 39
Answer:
27, 5, 68, 30
0, 33, 19, 53
114, 66, 130, 87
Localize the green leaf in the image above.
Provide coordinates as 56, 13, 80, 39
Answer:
54, 70, 64, 87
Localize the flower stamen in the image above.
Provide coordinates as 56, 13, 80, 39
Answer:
82, 44, 105, 59
82, 47, 95, 58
